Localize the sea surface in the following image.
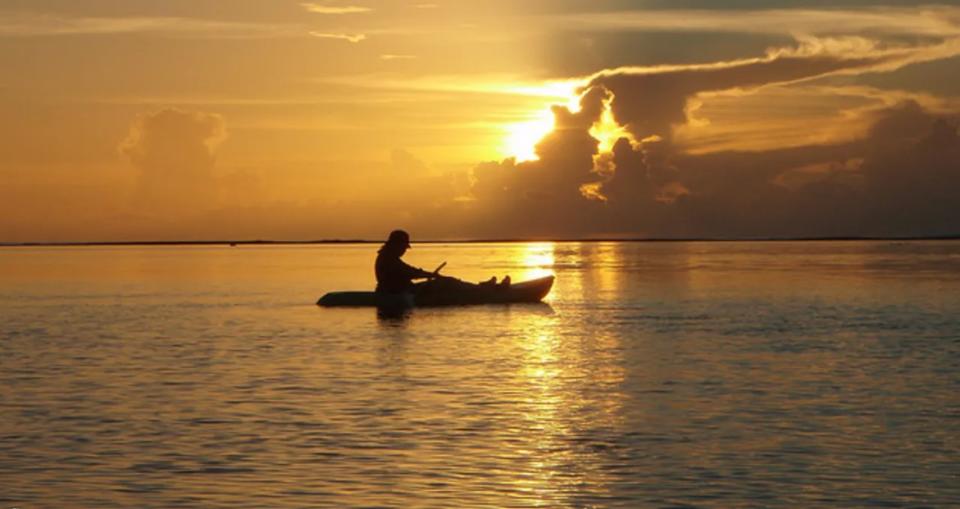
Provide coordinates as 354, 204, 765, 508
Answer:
1, 241, 958, 508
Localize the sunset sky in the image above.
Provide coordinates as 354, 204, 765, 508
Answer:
2, 0, 959, 242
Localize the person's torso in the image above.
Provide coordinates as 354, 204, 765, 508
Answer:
375, 252, 413, 293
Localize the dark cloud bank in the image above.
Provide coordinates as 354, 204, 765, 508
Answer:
446, 97, 960, 240
419, 46, 960, 240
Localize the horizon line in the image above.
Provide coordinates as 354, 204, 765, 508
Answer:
2, 235, 960, 247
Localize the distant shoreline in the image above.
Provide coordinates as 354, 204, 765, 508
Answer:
2, 236, 959, 247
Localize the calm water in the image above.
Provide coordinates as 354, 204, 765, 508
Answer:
1, 241, 959, 508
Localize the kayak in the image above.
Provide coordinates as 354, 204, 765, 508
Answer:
317, 275, 554, 308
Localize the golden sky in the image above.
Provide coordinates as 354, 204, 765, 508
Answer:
2, 1, 959, 241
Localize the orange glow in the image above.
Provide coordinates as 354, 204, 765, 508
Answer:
590, 95, 636, 153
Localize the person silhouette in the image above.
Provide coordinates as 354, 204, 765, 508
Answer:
374, 230, 436, 294
374, 230, 511, 301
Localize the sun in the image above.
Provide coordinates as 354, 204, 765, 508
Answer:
501, 84, 632, 163
503, 108, 556, 162
500, 80, 583, 163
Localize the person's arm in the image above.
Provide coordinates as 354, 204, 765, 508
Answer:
399, 259, 434, 280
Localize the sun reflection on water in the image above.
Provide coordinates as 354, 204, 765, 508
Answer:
501, 300, 628, 506
517, 242, 556, 283
594, 242, 622, 296
515, 316, 570, 504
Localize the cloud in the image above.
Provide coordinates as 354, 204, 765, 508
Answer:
441, 29, 960, 239
0, 14, 294, 38
550, 6, 960, 38
314, 32, 960, 154
391, 149, 429, 175
586, 36, 960, 142
855, 102, 960, 236
120, 109, 227, 215
301, 3, 372, 15
309, 31, 366, 42
454, 99, 960, 239
675, 83, 960, 154
380, 54, 416, 60
670, 102, 960, 238
458, 87, 612, 237
542, 31, 960, 235
314, 72, 581, 100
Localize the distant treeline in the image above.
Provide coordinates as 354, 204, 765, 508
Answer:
3, 236, 960, 247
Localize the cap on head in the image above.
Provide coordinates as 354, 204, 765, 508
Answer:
386, 229, 411, 248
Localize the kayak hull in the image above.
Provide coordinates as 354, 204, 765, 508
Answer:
316, 292, 414, 308
317, 275, 554, 308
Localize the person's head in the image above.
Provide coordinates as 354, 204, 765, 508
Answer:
382, 229, 411, 255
